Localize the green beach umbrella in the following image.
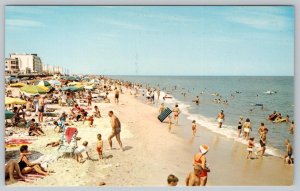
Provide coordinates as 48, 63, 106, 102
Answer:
20, 85, 49, 94
34, 80, 52, 87
61, 86, 83, 92
5, 110, 14, 119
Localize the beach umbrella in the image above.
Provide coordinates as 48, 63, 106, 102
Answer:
68, 82, 82, 86
20, 85, 49, 94
67, 76, 78, 81
61, 86, 83, 92
34, 80, 52, 87
5, 97, 27, 105
10, 82, 27, 88
5, 110, 14, 119
49, 79, 61, 86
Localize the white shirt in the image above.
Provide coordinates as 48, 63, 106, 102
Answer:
74, 145, 87, 154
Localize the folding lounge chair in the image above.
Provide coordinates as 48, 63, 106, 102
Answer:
57, 127, 78, 158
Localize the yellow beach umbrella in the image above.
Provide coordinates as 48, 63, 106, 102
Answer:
10, 83, 27, 88
5, 97, 27, 105
68, 82, 82, 86
37, 85, 50, 92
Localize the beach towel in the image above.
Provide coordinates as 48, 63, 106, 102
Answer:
158, 107, 172, 122
17, 173, 46, 183
65, 127, 77, 144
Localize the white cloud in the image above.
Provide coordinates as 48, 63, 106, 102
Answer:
6, 19, 45, 27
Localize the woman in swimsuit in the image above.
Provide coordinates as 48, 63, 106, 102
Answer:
237, 116, 243, 138
242, 118, 252, 140
193, 145, 210, 186
18, 145, 49, 176
173, 104, 180, 126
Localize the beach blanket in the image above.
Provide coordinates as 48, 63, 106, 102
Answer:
17, 173, 46, 183
65, 127, 77, 144
158, 107, 172, 122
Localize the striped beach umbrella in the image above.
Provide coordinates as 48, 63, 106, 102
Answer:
34, 80, 52, 87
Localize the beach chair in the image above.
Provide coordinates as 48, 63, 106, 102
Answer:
57, 127, 78, 158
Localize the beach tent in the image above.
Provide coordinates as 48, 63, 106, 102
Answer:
5, 110, 14, 119
20, 85, 49, 95
10, 82, 27, 88
34, 80, 52, 87
5, 97, 27, 105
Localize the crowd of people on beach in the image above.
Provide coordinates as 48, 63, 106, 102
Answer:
5, 76, 128, 184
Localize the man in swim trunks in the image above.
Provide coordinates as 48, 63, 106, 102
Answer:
108, 111, 124, 151
216, 110, 225, 128
284, 139, 293, 164
38, 96, 45, 122
114, 87, 120, 104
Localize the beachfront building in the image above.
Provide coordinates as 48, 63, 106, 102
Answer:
9, 53, 43, 74
5, 58, 20, 74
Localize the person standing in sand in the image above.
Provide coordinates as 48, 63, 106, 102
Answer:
216, 110, 225, 128
87, 92, 92, 106
185, 164, 202, 186
157, 88, 160, 103
193, 144, 210, 186
159, 103, 165, 114
284, 139, 293, 164
167, 174, 179, 186
173, 104, 180, 126
108, 111, 124, 151
256, 129, 268, 157
96, 134, 103, 160
167, 116, 172, 133
38, 96, 45, 122
243, 118, 252, 140
114, 87, 120, 104
192, 120, 197, 137
246, 137, 255, 160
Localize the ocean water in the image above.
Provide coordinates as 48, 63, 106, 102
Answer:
110, 76, 294, 156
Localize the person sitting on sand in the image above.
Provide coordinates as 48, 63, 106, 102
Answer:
93, 106, 101, 118
96, 134, 103, 160
290, 121, 294, 134
284, 139, 293, 164
85, 115, 94, 127
12, 106, 25, 126
242, 118, 252, 140
192, 120, 197, 137
46, 139, 62, 147
167, 174, 179, 186
173, 104, 180, 126
74, 141, 91, 163
216, 110, 225, 128
5, 160, 26, 184
186, 164, 202, 186
28, 120, 45, 136
53, 120, 66, 133
59, 112, 67, 123
194, 144, 210, 186
18, 145, 49, 176
246, 137, 255, 160
108, 111, 124, 151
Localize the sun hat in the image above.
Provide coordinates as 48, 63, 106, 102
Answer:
199, 144, 209, 154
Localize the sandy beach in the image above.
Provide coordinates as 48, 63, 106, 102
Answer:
6, 88, 293, 186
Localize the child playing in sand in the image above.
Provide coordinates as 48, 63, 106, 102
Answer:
246, 137, 255, 160
74, 141, 90, 163
284, 139, 293, 164
96, 134, 103, 160
192, 120, 197, 137
167, 174, 179, 186
168, 116, 172, 133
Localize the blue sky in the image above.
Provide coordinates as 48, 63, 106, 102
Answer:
5, 6, 294, 76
